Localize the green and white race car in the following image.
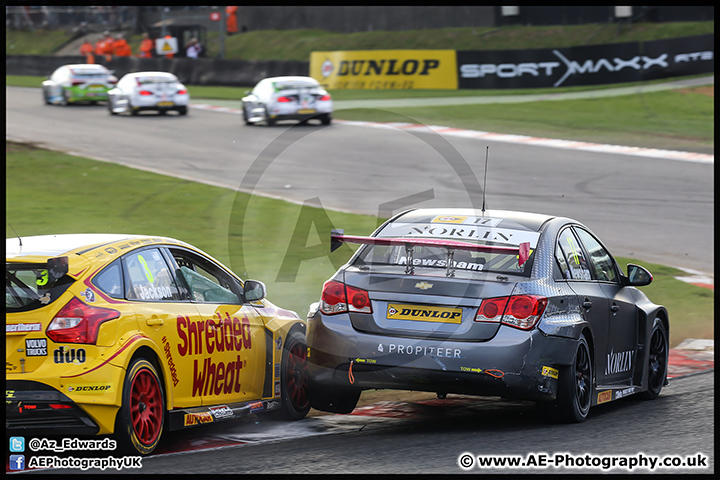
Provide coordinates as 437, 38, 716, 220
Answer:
42, 64, 117, 106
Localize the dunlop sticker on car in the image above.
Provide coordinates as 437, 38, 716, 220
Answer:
387, 304, 462, 324
67, 384, 114, 394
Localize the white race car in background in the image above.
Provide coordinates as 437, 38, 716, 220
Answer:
242, 76, 332, 126
107, 71, 189, 116
42, 64, 117, 106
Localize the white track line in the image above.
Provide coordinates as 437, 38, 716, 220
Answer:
189, 104, 713, 164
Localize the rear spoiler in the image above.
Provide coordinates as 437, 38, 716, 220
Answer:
331, 229, 530, 276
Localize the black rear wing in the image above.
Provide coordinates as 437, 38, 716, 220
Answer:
331, 229, 530, 276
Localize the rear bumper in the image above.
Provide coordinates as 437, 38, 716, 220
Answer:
6, 380, 99, 436
307, 312, 577, 402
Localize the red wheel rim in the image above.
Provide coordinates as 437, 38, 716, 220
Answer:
286, 342, 309, 410
130, 368, 162, 445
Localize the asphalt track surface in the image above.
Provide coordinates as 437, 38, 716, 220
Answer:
4, 79, 714, 474
5, 78, 714, 278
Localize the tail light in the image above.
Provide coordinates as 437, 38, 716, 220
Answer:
71, 80, 84, 86
277, 96, 292, 103
46, 297, 120, 344
177, 89, 187, 95
108, 76, 118, 84
139, 90, 153, 96
320, 281, 372, 315
319, 94, 331, 101
475, 295, 547, 330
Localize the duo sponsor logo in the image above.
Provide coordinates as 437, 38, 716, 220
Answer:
54, 347, 86, 365
541, 366, 559, 379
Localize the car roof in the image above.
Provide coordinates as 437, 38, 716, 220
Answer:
263, 76, 320, 85
391, 208, 558, 233
123, 71, 178, 79
65, 64, 109, 72
5, 233, 184, 260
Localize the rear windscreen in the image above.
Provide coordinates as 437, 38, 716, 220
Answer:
353, 221, 541, 277
6, 264, 74, 312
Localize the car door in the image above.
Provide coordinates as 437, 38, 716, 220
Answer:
556, 227, 610, 382
573, 227, 637, 387
121, 246, 201, 408
166, 247, 267, 406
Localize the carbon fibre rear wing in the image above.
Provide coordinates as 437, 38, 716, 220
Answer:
331, 229, 530, 277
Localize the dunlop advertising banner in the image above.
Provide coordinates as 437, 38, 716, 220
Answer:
310, 50, 458, 90
457, 34, 714, 89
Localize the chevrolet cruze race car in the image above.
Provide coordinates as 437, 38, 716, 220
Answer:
306, 209, 669, 422
6, 234, 309, 455
42, 64, 117, 106
107, 71, 189, 116
241, 76, 332, 126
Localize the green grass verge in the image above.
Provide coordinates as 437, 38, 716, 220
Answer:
6, 141, 712, 346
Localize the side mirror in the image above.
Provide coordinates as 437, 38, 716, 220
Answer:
244, 280, 266, 302
626, 264, 652, 287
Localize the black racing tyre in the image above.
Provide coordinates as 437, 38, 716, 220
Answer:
265, 330, 311, 420
540, 334, 592, 423
43, 88, 51, 105
60, 89, 69, 106
640, 318, 668, 400
320, 113, 332, 125
242, 105, 252, 125
308, 378, 361, 414
264, 107, 275, 126
108, 98, 117, 115
177, 106, 188, 116
114, 358, 165, 456
129, 104, 138, 116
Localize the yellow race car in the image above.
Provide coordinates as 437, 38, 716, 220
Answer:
6, 234, 310, 455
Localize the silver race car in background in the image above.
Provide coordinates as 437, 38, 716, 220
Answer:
241, 76, 332, 126
108, 71, 189, 116
306, 208, 669, 422
42, 64, 117, 106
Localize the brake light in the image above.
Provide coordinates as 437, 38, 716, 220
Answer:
319, 94, 331, 101
71, 80, 84, 86
277, 96, 292, 103
49, 404, 73, 409
475, 297, 509, 322
475, 295, 547, 330
108, 76, 118, 84
177, 89, 187, 95
139, 90, 152, 96
346, 285, 371, 313
320, 281, 372, 315
46, 297, 120, 344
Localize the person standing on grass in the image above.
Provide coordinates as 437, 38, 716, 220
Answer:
226, 6, 238, 35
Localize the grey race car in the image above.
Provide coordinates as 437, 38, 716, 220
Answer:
306, 208, 669, 422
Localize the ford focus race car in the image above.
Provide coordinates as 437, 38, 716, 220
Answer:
6, 234, 309, 455
241, 76, 332, 126
42, 64, 117, 106
306, 209, 669, 422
